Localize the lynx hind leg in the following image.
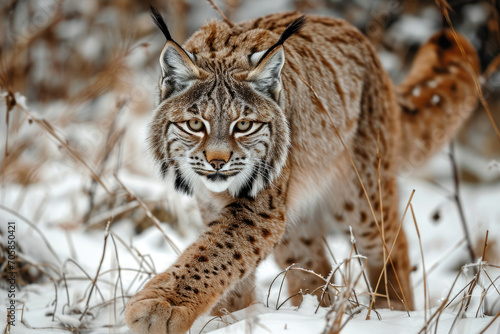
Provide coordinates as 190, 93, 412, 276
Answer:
211, 272, 256, 316
274, 223, 333, 307
338, 175, 414, 311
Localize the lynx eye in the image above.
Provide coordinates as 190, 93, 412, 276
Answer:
235, 120, 252, 132
187, 119, 204, 132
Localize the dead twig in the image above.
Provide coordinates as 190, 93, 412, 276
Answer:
79, 221, 111, 321
0, 205, 62, 265
206, 0, 235, 27
114, 173, 181, 255
449, 141, 476, 264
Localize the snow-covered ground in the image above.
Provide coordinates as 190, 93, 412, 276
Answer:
1, 142, 499, 333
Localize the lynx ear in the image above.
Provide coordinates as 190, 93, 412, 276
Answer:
245, 15, 306, 102
150, 6, 206, 98
247, 47, 285, 101
159, 42, 204, 97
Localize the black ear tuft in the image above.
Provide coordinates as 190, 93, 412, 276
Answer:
150, 5, 173, 42
276, 15, 307, 46
257, 15, 307, 66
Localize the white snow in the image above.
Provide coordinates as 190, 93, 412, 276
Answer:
0, 141, 499, 333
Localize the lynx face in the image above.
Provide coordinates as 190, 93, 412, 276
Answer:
148, 37, 292, 198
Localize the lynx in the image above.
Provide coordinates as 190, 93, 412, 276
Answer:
125, 7, 479, 334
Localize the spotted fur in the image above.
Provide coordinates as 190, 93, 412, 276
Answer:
125, 9, 479, 334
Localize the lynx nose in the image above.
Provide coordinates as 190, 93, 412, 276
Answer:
209, 159, 226, 171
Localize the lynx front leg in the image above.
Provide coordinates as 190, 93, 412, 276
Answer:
125, 190, 286, 334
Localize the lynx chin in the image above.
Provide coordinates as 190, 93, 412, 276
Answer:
125, 6, 479, 334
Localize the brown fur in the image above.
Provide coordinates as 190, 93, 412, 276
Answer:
125, 12, 479, 334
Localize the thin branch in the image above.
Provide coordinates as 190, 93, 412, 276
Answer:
206, 0, 234, 27
449, 141, 476, 263
114, 174, 181, 255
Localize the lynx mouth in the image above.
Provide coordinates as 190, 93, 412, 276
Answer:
206, 172, 229, 182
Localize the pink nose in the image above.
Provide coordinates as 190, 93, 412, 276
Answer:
209, 159, 226, 170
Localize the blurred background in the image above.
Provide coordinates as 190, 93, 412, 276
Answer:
1, 0, 500, 189
0, 0, 499, 332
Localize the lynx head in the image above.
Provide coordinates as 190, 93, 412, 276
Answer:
148, 6, 305, 198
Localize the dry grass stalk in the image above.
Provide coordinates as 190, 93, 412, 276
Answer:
323, 248, 369, 334
410, 204, 429, 329
0, 204, 62, 265
479, 310, 500, 333
206, 0, 235, 27
413, 237, 466, 288
12, 99, 112, 195
79, 220, 112, 322
376, 132, 390, 309
367, 190, 415, 318
84, 99, 128, 224
449, 141, 477, 264
114, 174, 181, 255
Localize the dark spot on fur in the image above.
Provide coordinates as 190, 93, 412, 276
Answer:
243, 219, 255, 226
344, 202, 354, 211
268, 196, 275, 210
198, 256, 208, 262
226, 243, 234, 249
193, 275, 200, 280
300, 238, 312, 246
401, 104, 418, 115
258, 212, 271, 219
253, 247, 260, 255
234, 252, 242, 260
193, 288, 199, 294
226, 202, 242, 209
216, 243, 223, 248
248, 235, 256, 243
199, 246, 206, 251
208, 221, 220, 227
261, 228, 271, 238
436, 32, 452, 49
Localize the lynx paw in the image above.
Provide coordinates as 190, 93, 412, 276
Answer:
125, 288, 192, 334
